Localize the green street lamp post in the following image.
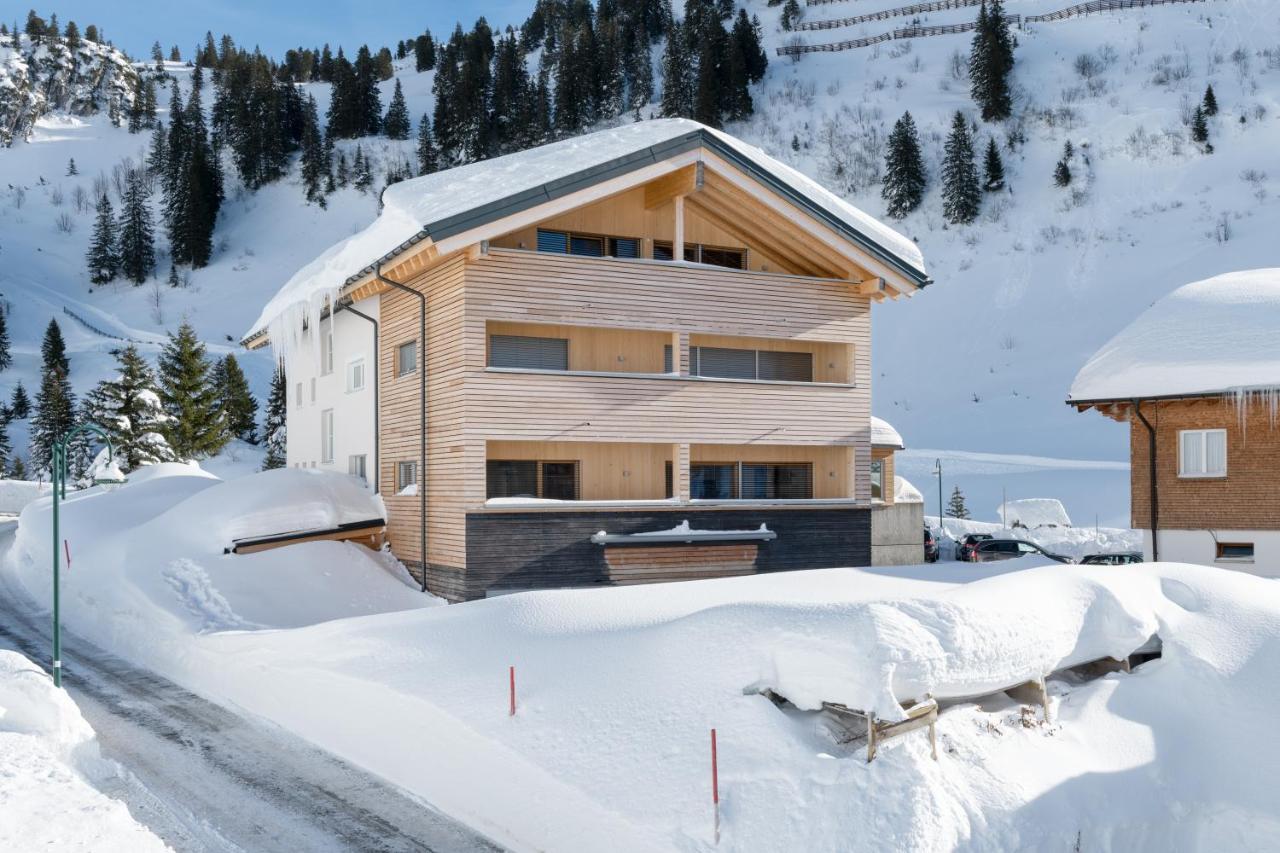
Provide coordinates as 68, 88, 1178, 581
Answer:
50, 423, 126, 688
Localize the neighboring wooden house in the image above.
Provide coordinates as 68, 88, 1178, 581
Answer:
1067, 269, 1280, 576
870, 416, 925, 565
244, 119, 931, 601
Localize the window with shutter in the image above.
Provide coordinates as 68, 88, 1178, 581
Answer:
397, 461, 418, 490
652, 242, 674, 261
489, 335, 569, 370
569, 235, 604, 257
487, 460, 538, 498
695, 347, 757, 380
663, 344, 673, 373
757, 350, 813, 382
609, 237, 639, 258
536, 229, 568, 253
691, 464, 736, 499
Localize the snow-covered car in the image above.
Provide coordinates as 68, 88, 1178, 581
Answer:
1080, 552, 1144, 565
971, 539, 1074, 564
956, 533, 994, 561
924, 527, 940, 563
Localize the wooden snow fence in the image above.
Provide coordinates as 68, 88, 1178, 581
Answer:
824, 695, 940, 763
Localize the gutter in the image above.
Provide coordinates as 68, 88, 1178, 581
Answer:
1132, 399, 1159, 562
375, 261, 429, 594
334, 300, 379, 493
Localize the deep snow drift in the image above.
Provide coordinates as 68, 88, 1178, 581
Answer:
4, 464, 1278, 851
0, 650, 170, 852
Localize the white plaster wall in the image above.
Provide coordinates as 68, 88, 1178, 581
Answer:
285, 295, 380, 489
1142, 529, 1280, 578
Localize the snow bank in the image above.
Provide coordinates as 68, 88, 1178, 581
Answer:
928, 514, 1139, 561
0, 479, 50, 515
894, 474, 923, 503
1000, 497, 1072, 528
1069, 269, 1280, 403
245, 118, 926, 354
0, 651, 170, 852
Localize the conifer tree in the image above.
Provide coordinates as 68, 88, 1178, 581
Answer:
10, 456, 26, 480
42, 320, 70, 378
64, 20, 79, 50
300, 94, 329, 205
1054, 155, 1071, 187
968, 0, 1016, 122
87, 192, 118, 284
1202, 84, 1218, 117
10, 381, 30, 419
335, 152, 350, 187
416, 113, 439, 175
353, 145, 373, 192
0, 412, 12, 476
383, 78, 411, 139
781, 0, 801, 31
117, 169, 156, 284
148, 120, 168, 177
947, 485, 971, 519
30, 363, 76, 475
414, 32, 436, 72
215, 353, 258, 443
262, 363, 287, 470
882, 111, 927, 219
157, 320, 229, 460
81, 344, 176, 469
66, 157, 77, 176
1191, 105, 1211, 151
982, 137, 1005, 191
659, 20, 692, 118
942, 112, 981, 224
0, 304, 9, 371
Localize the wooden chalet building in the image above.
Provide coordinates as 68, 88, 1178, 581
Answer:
1068, 269, 1280, 575
244, 119, 931, 601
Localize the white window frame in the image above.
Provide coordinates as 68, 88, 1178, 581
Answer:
321, 408, 335, 463
1178, 428, 1227, 478
346, 356, 366, 393
348, 453, 367, 483
320, 321, 334, 376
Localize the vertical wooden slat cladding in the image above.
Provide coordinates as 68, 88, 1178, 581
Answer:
462, 506, 871, 600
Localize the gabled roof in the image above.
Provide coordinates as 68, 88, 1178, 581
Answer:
1068, 269, 1280, 405
871, 416, 905, 449
244, 119, 928, 346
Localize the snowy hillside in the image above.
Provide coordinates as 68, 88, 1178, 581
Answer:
1, 2, 1278, 526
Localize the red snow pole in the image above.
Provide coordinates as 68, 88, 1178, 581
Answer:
711, 728, 720, 844
509, 665, 516, 717
63, 540, 71, 571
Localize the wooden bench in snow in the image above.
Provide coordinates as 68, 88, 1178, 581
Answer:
825, 696, 940, 763
225, 518, 386, 555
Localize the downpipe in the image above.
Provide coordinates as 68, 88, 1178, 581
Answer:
1133, 399, 1158, 562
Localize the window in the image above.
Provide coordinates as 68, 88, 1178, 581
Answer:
347, 358, 366, 392
489, 334, 569, 371
397, 341, 417, 376
536, 229, 639, 259
295, 382, 303, 407
320, 409, 334, 463
486, 460, 579, 500
870, 460, 883, 501
1178, 429, 1227, 477
687, 346, 814, 382
690, 462, 813, 500
310, 377, 316, 403
397, 461, 418, 492
653, 242, 746, 269
320, 322, 334, 376
348, 454, 367, 483
1216, 542, 1254, 562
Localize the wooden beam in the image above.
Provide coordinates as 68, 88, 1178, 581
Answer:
644, 162, 703, 209
673, 194, 685, 263
856, 277, 886, 297
686, 194, 836, 280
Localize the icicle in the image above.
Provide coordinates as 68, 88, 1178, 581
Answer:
1229, 385, 1280, 438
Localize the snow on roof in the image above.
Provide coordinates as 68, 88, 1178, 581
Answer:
999, 498, 1071, 528
893, 475, 923, 504
1069, 269, 1280, 402
871, 416, 905, 449
244, 119, 926, 350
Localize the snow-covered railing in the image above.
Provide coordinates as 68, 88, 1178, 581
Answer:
779, 0, 1206, 55
796, 0, 981, 32
591, 524, 777, 546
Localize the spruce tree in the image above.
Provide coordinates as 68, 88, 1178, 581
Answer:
30, 364, 76, 475
10, 381, 30, 419
353, 145, 373, 192
416, 113, 439, 175
42, 320, 70, 378
0, 411, 12, 475
0, 305, 10, 371
216, 353, 258, 443
383, 78, 410, 139
982, 137, 1005, 191
781, 0, 801, 31
148, 121, 168, 177
969, 0, 1015, 122
947, 485, 971, 519
66, 157, 78, 176
1054, 155, 1071, 187
262, 363, 287, 470
1202, 84, 1218, 117
157, 320, 229, 460
81, 344, 176, 469
414, 32, 436, 72
300, 94, 329, 205
117, 169, 156, 284
882, 111, 927, 219
659, 20, 692, 118
1191, 105, 1210, 150
942, 112, 981, 225
87, 192, 118, 284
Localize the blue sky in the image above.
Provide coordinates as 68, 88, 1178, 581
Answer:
36, 1, 530, 60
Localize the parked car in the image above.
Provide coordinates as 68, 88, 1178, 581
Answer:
971, 538, 1075, 564
1080, 552, 1144, 565
956, 533, 994, 562
923, 527, 939, 563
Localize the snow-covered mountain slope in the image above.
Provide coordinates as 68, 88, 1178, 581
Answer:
0, 2, 1276, 526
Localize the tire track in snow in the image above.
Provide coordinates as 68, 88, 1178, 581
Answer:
0, 591, 505, 853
